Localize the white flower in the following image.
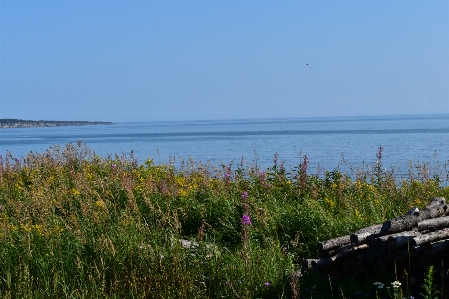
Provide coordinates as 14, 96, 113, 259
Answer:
391, 281, 401, 288
373, 282, 385, 288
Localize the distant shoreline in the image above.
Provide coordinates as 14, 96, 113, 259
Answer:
0, 119, 114, 129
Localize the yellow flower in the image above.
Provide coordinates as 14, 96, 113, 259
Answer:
71, 188, 80, 196
20, 224, 32, 233
354, 209, 361, 219
51, 225, 63, 235
95, 200, 106, 209
86, 172, 93, 181
8, 224, 18, 233
176, 176, 186, 187
32, 224, 43, 235
324, 197, 335, 208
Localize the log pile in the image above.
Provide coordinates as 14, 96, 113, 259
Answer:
303, 197, 449, 283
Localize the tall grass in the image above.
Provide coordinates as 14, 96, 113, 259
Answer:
0, 143, 448, 298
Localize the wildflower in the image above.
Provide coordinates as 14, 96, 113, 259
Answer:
324, 197, 335, 207
241, 191, 248, 199
224, 173, 230, 179
95, 200, 105, 209
71, 188, 80, 196
241, 214, 252, 225
391, 280, 401, 288
111, 163, 116, 170
373, 281, 384, 289
264, 281, 270, 287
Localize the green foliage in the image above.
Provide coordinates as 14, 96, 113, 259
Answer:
420, 266, 439, 299
0, 143, 447, 298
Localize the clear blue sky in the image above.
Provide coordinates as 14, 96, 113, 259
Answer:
1, 0, 448, 122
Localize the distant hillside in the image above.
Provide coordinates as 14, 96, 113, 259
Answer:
0, 119, 114, 128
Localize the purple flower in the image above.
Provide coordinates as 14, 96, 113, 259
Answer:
241, 214, 252, 225
111, 163, 116, 170
224, 173, 230, 179
264, 281, 270, 287
241, 191, 248, 199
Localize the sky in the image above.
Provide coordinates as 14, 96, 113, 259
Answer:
1, 0, 448, 122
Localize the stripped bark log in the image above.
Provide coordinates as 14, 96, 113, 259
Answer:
387, 230, 420, 248
317, 234, 351, 251
350, 224, 383, 243
427, 197, 446, 208
423, 239, 449, 255
319, 243, 355, 258
410, 228, 449, 246
302, 259, 318, 271
417, 216, 449, 232
380, 203, 449, 235
306, 197, 448, 277
312, 244, 369, 270
368, 229, 417, 249
410, 244, 426, 256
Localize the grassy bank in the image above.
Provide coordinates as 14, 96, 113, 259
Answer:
0, 143, 448, 298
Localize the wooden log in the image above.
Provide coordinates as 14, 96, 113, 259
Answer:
393, 244, 427, 263
410, 244, 426, 256
380, 203, 449, 235
302, 259, 318, 271
410, 228, 449, 246
338, 248, 378, 277
317, 234, 351, 251
424, 239, 449, 256
394, 248, 411, 263
417, 216, 449, 232
426, 197, 446, 208
387, 230, 420, 248
350, 224, 383, 243
368, 229, 414, 247
319, 243, 354, 258
312, 244, 369, 270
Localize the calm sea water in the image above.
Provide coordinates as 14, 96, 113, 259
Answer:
1, 115, 449, 178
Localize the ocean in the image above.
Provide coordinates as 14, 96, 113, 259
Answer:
1, 115, 449, 179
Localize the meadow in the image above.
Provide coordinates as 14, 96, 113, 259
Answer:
1, 142, 448, 298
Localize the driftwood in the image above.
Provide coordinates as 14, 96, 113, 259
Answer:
417, 216, 449, 232
350, 224, 383, 243
302, 259, 318, 271
319, 242, 354, 258
386, 229, 420, 248
380, 203, 449, 235
312, 244, 369, 270
303, 196, 449, 283
410, 228, 449, 246
424, 239, 449, 255
317, 235, 351, 251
